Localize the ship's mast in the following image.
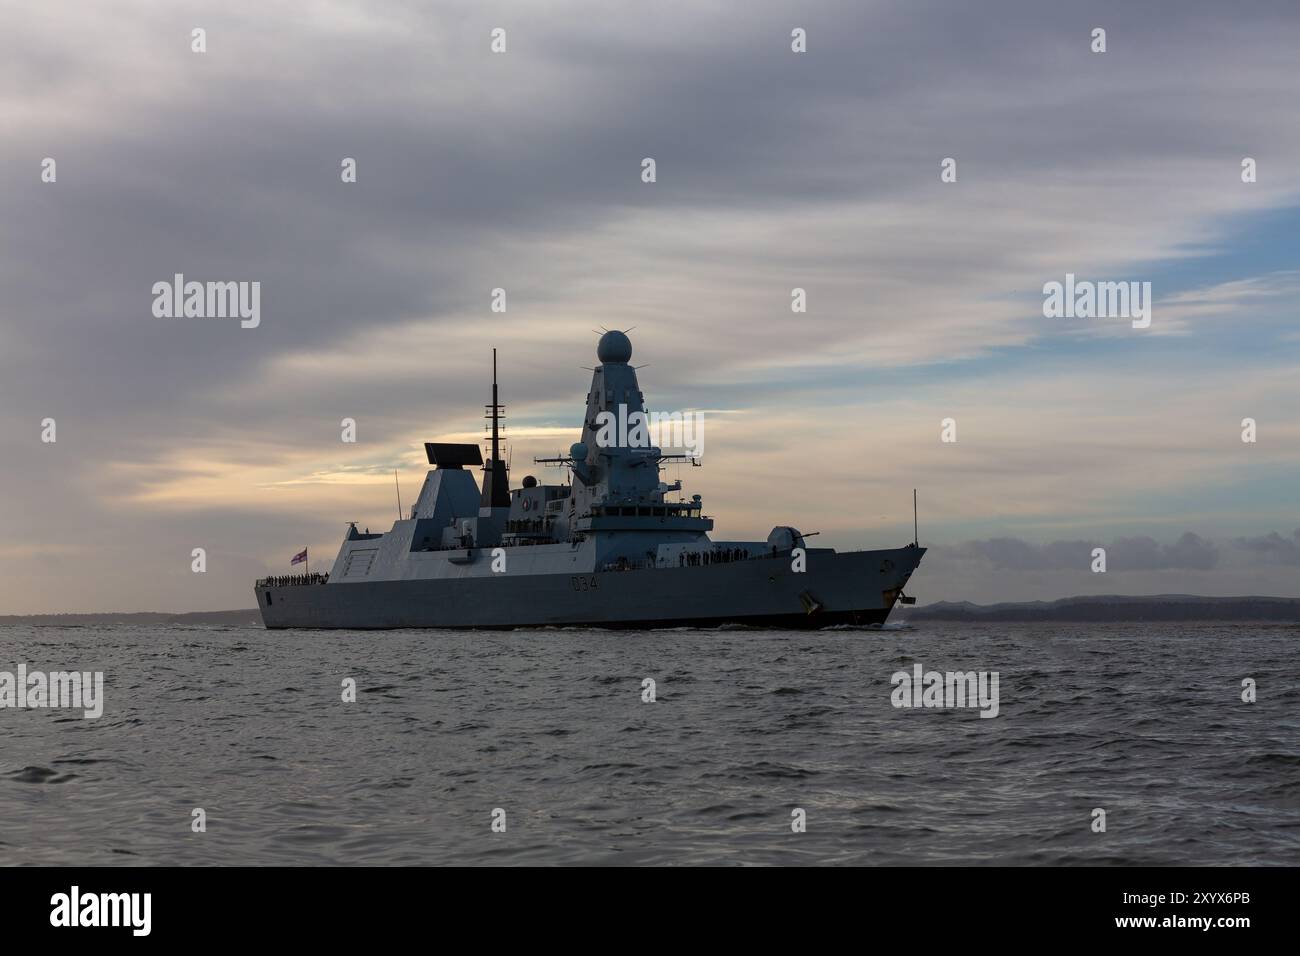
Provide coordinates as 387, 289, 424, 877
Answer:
491, 348, 500, 463
481, 348, 511, 508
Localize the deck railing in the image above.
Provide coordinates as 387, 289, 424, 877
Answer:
257, 572, 330, 588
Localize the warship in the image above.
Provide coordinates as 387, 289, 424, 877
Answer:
255, 331, 924, 629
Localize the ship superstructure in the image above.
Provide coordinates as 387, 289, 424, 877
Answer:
255, 331, 924, 628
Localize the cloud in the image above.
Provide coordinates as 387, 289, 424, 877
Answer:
2, 1, 1300, 611
916, 530, 1298, 603
1233, 530, 1300, 565
955, 532, 1221, 571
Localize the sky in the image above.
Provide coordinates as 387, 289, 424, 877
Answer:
1, 0, 1297, 613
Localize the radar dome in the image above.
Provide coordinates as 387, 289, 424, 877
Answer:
569, 442, 589, 461
522, 475, 538, 488
597, 330, 632, 364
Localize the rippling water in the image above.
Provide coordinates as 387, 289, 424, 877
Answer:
1, 621, 1296, 865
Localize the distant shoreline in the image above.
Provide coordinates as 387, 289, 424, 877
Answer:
902, 595, 1300, 623
1, 595, 1297, 626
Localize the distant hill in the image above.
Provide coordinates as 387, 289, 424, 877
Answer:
0, 609, 263, 627
905, 595, 1300, 623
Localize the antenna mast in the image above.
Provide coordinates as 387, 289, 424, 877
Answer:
492, 348, 500, 465
481, 348, 511, 508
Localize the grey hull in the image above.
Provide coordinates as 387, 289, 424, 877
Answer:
255, 546, 924, 630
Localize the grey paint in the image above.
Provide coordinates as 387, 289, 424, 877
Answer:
256, 333, 924, 628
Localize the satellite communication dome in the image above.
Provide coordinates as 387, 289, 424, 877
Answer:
597, 330, 632, 364
522, 475, 538, 488
570, 442, 589, 461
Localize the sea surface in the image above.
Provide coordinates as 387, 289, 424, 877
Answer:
1, 621, 1296, 866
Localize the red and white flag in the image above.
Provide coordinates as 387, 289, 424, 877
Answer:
291, 548, 307, 566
